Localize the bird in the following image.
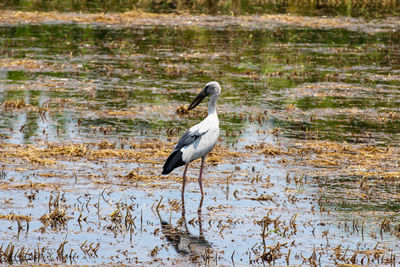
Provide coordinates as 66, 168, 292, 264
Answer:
162, 81, 221, 199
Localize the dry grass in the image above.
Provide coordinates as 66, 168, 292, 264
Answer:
123, 168, 163, 182
247, 140, 400, 180
0, 214, 31, 222
0, 10, 398, 33
246, 143, 289, 156
3, 99, 31, 110
2, 135, 396, 182
0, 181, 58, 190
0, 128, 397, 182
0, 58, 60, 72
0, 139, 245, 167
0, 142, 165, 165
175, 105, 189, 115
40, 208, 69, 228
0, 10, 160, 25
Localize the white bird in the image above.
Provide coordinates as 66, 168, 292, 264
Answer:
162, 81, 221, 199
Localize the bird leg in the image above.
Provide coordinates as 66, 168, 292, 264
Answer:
181, 192, 189, 233
198, 194, 204, 214
182, 163, 189, 205
198, 156, 205, 197
197, 199, 204, 238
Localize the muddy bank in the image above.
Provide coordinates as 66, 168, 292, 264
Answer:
0, 10, 400, 33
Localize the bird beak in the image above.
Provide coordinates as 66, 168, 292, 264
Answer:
187, 89, 207, 110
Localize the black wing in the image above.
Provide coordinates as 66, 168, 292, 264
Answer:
162, 129, 209, 175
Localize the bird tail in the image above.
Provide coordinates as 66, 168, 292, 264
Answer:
162, 150, 185, 175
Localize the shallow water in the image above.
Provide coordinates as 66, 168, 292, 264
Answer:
0, 16, 400, 265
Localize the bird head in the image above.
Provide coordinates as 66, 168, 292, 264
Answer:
187, 81, 221, 110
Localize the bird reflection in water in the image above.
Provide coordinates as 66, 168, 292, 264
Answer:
156, 195, 214, 264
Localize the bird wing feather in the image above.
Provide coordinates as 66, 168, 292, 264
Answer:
174, 128, 208, 152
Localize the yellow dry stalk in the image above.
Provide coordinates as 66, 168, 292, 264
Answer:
40, 208, 68, 226
0, 181, 57, 190
27, 156, 56, 165
0, 214, 32, 222
249, 139, 400, 180
207, 155, 224, 165
0, 141, 246, 167
0, 10, 153, 25
0, 58, 57, 71
0, 10, 397, 33
213, 144, 248, 158
176, 105, 189, 115
38, 173, 72, 178
246, 143, 290, 156
124, 169, 156, 181
3, 99, 31, 110
104, 110, 137, 117
259, 14, 354, 30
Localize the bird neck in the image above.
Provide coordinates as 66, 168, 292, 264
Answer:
208, 93, 219, 115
